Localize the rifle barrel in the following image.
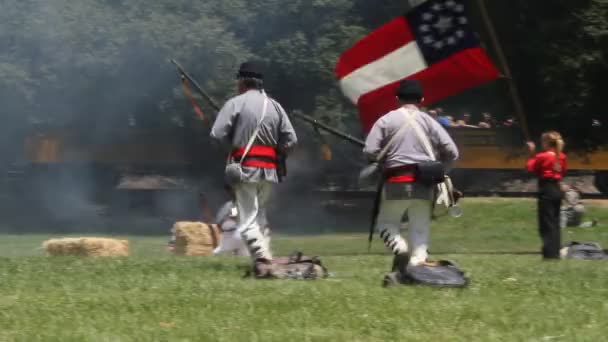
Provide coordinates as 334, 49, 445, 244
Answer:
291, 112, 365, 147
170, 59, 365, 148
170, 59, 221, 112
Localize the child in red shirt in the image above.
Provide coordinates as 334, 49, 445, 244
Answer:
526, 131, 567, 259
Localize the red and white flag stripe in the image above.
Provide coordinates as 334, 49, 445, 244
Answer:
336, 0, 500, 132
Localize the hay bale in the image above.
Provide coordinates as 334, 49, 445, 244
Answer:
172, 221, 221, 256
43, 237, 129, 257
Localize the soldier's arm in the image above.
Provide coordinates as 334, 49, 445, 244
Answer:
363, 119, 385, 162
210, 99, 237, 145
428, 118, 459, 170
275, 101, 298, 153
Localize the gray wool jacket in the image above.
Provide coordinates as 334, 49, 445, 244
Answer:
211, 89, 298, 183
363, 105, 459, 171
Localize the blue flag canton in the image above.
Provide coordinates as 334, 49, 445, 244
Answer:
406, 0, 479, 65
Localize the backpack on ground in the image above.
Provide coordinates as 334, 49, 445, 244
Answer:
245, 251, 329, 280
560, 241, 608, 260
384, 260, 469, 288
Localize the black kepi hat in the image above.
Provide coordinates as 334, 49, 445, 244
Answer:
236, 61, 263, 80
396, 79, 423, 100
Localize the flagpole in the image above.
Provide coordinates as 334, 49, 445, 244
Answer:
475, 0, 531, 140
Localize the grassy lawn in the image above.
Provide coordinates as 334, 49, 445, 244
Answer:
0, 199, 607, 341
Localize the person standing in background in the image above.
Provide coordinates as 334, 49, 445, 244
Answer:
477, 112, 494, 128
526, 131, 567, 260
455, 113, 477, 128
560, 184, 598, 228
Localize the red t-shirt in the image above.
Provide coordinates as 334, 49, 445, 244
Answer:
526, 151, 567, 180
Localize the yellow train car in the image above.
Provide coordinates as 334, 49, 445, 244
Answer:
23, 128, 194, 165
449, 128, 608, 194
19, 125, 608, 195
450, 128, 608, 170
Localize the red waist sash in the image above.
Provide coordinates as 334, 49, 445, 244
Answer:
231, 145, 277, 169
384, 165, 416, 183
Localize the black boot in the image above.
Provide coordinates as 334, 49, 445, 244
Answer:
383, 272, 402, 287
383, 253, 410, 287
250, 258, 274, 279
391, 253, 410, 273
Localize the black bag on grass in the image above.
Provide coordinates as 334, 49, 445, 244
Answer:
245, 251, 329, 280
384, 260, 469, 288
561, 241, 608, 260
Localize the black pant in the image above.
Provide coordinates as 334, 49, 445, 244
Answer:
537, 180, 563, 259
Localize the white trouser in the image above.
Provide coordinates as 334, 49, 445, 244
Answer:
377, 194, 432, 266
213, 230, 250, 256
213, 227, 272, 257
234, 181, 273, 260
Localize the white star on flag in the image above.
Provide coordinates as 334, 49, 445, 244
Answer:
423, 35, 435, 44
431, 3, 443, 11
458, 17, 468, 24
433, 16, 454, 34
407, 0, 427, 7
335, 2, 501, 132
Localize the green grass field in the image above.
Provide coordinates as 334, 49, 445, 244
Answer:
1, 199, 607, 341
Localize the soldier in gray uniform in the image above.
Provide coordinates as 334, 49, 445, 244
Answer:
211, 62, 297, 264
560, 185, 598, 228
363, 80, 459, 269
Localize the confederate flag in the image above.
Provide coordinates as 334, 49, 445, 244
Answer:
336, 0, 500, 132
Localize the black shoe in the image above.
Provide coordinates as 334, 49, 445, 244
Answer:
382, 272, 403, 287
391, 253, 410, 273
251, 258, 274, 278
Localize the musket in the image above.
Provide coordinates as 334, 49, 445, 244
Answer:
171, 59, 221, 116
290, 112, 365, 147
170, 59, 365, 148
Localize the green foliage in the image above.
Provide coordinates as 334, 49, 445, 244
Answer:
486, 0, 608, 141
0, 0, 250, 127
